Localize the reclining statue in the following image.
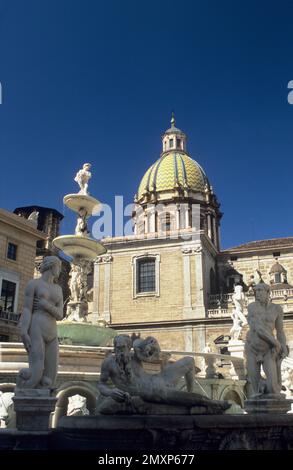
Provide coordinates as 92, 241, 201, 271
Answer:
97, 335, 230, 414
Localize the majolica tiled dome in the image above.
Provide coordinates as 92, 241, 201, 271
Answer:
137, 151, 210, 200
136, 115, 210, 202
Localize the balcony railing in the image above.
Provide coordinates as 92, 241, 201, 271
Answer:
207, 308, 230, 318
0, 311, 21, 324
208, 288, 293, 307
271, 288, 293, 299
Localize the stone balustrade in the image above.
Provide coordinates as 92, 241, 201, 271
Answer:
207, 308, 230, 318
163, 349, 246, 381
208, 288, 293, 315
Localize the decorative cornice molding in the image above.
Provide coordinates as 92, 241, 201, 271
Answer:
95, 254, 113, 264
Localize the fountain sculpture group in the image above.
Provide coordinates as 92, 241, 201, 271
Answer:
8, 164, 293, 446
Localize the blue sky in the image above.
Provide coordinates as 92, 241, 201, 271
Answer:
0, 0, 292, 248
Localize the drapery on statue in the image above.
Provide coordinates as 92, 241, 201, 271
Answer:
97, 335, 230, 414
245, 283, 288, 397
74, 163, 92, 195
17, 256, 63, 389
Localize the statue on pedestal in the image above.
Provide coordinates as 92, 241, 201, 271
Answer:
245, 283, 288, 397
97, 335, 230, 414
230, 284, 247, 341
17, 256, 63, 389
74, 163, 92, 195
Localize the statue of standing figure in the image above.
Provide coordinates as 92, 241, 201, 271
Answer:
230, 284, 247, 341
17, 256, 63, 389
75, 208, 89, 237
245, 283, 288, 397
74, 163, 92, 195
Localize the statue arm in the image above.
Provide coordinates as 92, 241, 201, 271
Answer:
256, 322, 278, 348
276, 309, 287, 355
39, 288, 64, 320
19, 281, 35, 352
98, 360, 128, 402
248, 305, 278, 348
97, 362, 112, 397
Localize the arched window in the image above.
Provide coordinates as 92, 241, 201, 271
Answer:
137, 258, 156, 293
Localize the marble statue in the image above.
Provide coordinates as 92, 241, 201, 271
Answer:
69, 264, 82, 302
97, 335, 230, 414
230, 285, 247, 341
74, 163, 92, 195
75, 208, 89, 237
245, 283, 288, 397
67, 394, 89, 416
203, 343, 211, 353
28, 210, 39, 227
0, 392, 15, 428
282, 366, 293, 398
17, 256, 63, 389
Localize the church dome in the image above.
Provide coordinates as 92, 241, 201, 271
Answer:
137, 151, 210, 201
136, 114, 211, 203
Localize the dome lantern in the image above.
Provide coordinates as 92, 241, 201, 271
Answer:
162, 112, 187, 153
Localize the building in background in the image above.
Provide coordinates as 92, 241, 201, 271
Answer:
14, 205, 70, 306
0, 208, 46, 341
92, 117, 293, 359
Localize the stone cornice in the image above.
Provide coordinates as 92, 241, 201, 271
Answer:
0, 208, 47, 240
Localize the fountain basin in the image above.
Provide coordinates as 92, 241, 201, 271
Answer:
63, 194, 101, 216
57, 321, 116, 347
53, 235, 106, 261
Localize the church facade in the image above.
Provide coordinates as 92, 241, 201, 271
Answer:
91, 116, 293, 356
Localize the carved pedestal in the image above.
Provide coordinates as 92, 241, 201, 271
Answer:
13, 389, 57, 431
227, 339, 246, 380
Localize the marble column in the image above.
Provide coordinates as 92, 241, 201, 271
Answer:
182, 247, 193, 318
194, 246, 206, 318
92, 260, 100, 323
212, 216, 217, 247
95, 254, 113, 323
207, 213, 212, 239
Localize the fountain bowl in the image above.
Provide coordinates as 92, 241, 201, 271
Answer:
53, 235, 106, 261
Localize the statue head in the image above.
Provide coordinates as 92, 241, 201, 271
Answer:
39, 256, 62, 279
83, 163, 91, 171
114, 335, 132, 358
254, 283, 270, 304
113, 335, 133, 377
133, 336, 161, 362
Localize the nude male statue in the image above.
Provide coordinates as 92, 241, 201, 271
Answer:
74, 163, 92, 195
245, 283, 288, 397
18, 256, 63, 389
97, 335, 230, 414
